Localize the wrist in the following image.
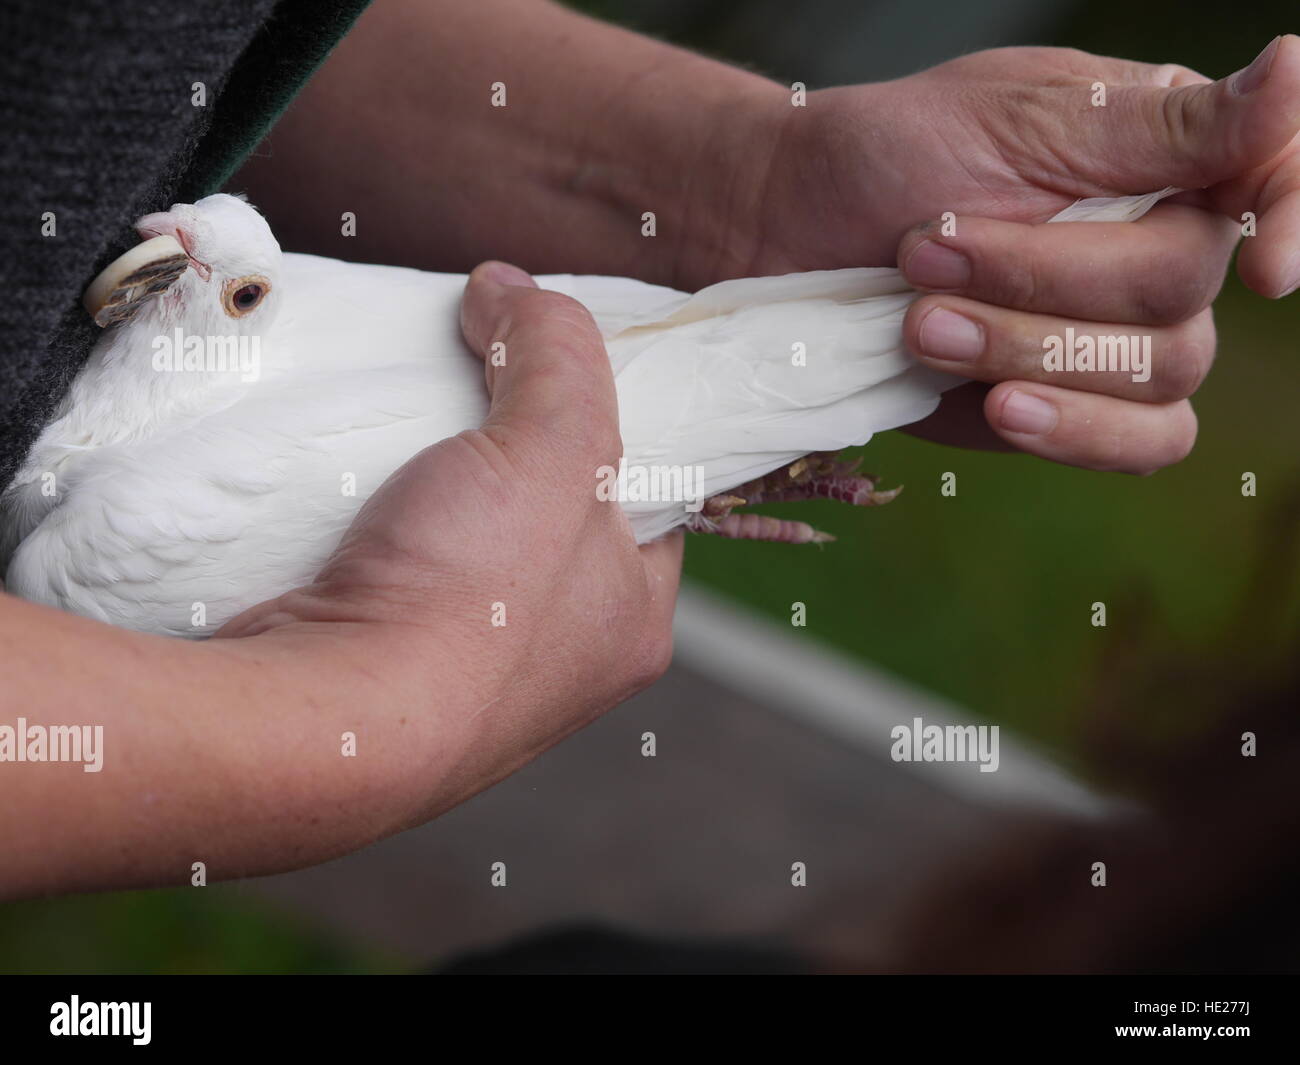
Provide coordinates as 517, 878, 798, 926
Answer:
552, 30, 784, 289
211, 587, 512, 830
674, 75, 792, 289
689, 81, 902, 282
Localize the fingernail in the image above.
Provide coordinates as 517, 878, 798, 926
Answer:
1231, 37, 1280, 96
904, 240, 971, 289
917, 306, 984, 361
1000, 390, 1058, 435
477, 260, 536, 288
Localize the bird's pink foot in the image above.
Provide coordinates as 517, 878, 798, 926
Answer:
685, 453, 900, 544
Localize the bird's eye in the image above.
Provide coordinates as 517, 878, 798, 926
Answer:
222, 275, 271, 318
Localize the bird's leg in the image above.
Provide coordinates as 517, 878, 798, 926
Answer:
685, 452, 901, 544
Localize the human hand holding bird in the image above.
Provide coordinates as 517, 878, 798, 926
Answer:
709, 38, 1300, 466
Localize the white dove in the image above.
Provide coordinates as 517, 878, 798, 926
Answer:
0, 189, 1173, 637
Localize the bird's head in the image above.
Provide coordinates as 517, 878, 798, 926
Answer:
130, 193, 283, 335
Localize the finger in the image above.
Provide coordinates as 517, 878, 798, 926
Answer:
901, 382, 1014, 452
1221, 149, 1300, 298
905, 297, 1216, 403
899, 204, 1237, 324
460, 261, 537, 380
983, 381, 1198, 475
1069, 35, 1300, 192
460, 260, 622, 476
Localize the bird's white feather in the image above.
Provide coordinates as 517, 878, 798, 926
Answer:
1, 190, 1174, 635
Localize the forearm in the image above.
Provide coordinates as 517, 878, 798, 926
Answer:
0, 594, 489, 899
233, 0, 782, 287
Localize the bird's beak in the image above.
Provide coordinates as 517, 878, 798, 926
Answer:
82, 205, 215, 327
135, 211, 211, 281
82, 235, 188, 328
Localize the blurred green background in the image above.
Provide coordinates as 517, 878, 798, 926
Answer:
602, 0, 1300, 769
4, 0, 1296, 974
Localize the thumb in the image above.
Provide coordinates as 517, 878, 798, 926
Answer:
1088, 35, 1300, 191
459, 260, 621, 480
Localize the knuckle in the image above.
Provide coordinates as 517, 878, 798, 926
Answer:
1151, 348, 1201, 402
1151, 62, 1204, 87
448, 427, 521, 489
899, 224, 928, 261
1132, 269, 1205, 325
501, 288, 602, 351
994, 250, 1040, 311
1182, 308, 1218, 361
1156, 87, 1214, 188
1056, 47, 1100, 69
523, 289, 599, 337
1153, 316, 1216, 400
1130, 404, 1198, 476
